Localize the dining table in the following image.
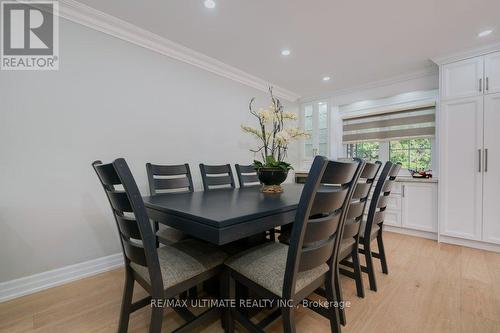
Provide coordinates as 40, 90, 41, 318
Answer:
143, 183, 304, 245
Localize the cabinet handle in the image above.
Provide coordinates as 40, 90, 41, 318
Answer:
485, 148, 488, 172
479, 78, 482, 92
486, 77, 489, 91
402, 185, 405, 198
478, 149, 482, 172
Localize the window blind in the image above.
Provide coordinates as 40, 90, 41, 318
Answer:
342, 104, 436, 144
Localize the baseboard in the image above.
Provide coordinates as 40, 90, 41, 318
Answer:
439, 235, 500, 253
0, 253, 123, 303
384, 225, 438, 240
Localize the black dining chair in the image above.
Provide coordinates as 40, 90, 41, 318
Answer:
334, 160, 381, 325
357, 161, 401, 292
235, 164, 260, 188
199, 164, 236, 191
146, 163, 193, 246
93, 158, 227, 333
223, 156, 363, 333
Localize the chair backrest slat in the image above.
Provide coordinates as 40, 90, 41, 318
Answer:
235, 164, 260, 188
93, 159, 163, 292
298, 238, 335, 272
146, 163, 194, 195
282, 156, 363, 298
122, 239, 148, 266
199, 164, 235, 190
341, 160, 382, 243
302, 212, 341, 244
115, 214, 142, 239
363, 162, 402, 240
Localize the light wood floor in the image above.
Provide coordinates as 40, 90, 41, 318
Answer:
1, 232, 500, 333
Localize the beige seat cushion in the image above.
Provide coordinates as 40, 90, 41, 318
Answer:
156, 226, 189, 245
339, 237, 356, 260
130, 239, 227, 289
225, 242, 329, 297
359, 222, 380, 242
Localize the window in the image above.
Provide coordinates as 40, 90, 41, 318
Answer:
390, 138, 432, 171
345, 138, 433, 171
346, 142, 380, 161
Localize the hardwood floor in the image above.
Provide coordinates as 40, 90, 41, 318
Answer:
1, 232, 500, 333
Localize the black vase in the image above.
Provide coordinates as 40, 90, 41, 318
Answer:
257, 168, 288, 186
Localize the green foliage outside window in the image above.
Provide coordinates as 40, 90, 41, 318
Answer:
390, 138, 432, 171
347, 138, 432, 171
347, 142, 380, 161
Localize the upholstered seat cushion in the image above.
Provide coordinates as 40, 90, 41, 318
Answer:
130, 239, 227, 289
156, 226, 189, 245
225, 242, 329, 297
339, 237, 356, 260
359, 222, 380, 242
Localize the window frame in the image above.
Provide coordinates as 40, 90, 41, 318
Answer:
345, 137, 435, 172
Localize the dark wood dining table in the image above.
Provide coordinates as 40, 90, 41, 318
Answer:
143, 183, 304, 245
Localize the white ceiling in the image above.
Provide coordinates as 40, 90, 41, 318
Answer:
76, 0, 500, 97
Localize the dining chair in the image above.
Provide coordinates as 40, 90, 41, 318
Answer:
357, 161, 401, 292
334, 160, 381, 325
199, 164, 236, 191
223, 156, 363, 333
235, 164, 260, 188
93, 158, 227, 333
146, 163, 193, 246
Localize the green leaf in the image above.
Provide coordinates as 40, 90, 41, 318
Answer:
253, 160, 263, 169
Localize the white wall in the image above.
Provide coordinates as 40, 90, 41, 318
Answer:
0, 19, 298, 283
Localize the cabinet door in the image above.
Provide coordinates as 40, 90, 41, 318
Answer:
482, 93, 500, 244
442, 57, 484, 100
401, 183, 438, 232
384, 195, 402, 227
485, 52, 500, 94
440, 97, 483, 240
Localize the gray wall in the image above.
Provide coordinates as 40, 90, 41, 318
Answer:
0, 19, 298, 282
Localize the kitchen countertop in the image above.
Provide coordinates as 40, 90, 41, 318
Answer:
294, 171, 438, 183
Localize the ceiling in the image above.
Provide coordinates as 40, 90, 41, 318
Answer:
76, 0, 500, 97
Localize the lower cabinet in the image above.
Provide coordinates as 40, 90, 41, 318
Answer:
384, 181, 438, 233
401, 183, 438, 232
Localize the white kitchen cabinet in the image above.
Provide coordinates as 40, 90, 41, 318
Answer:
485, 52, 500, 94
439, 49, 500, 249
300, 101, 329, 168
442, 57, 483, 100
384, 196, 402, 227
439, 97, 483, 240
401, 183, 438, 232
482, 93, 500, 244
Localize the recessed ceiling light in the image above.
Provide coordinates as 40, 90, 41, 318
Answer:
322, 76, 331, 82
204, 0, 216, 9
281, 49, 291, 56
478, 30, 493, 37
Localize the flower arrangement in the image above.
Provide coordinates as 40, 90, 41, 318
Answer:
241, 87, 309, 172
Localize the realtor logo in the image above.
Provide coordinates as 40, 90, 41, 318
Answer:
1, 1, 59, 70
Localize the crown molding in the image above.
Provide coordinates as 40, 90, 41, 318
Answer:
53, 0, 300, 102
299, 66, 438, 103
432, 41, 500, 65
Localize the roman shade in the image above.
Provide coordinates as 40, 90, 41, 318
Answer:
342, 103, 436, 144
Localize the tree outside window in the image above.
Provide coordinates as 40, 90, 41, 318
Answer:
346, 142, 380, 161
389, 138, 432, 171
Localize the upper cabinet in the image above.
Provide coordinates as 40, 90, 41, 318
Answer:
485, 52, 500, 94
301, 101, 329, 165
441, 57, 483, 100
441, 51, 500, 100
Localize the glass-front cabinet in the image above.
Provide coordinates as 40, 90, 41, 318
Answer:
300, 100, 330, 168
